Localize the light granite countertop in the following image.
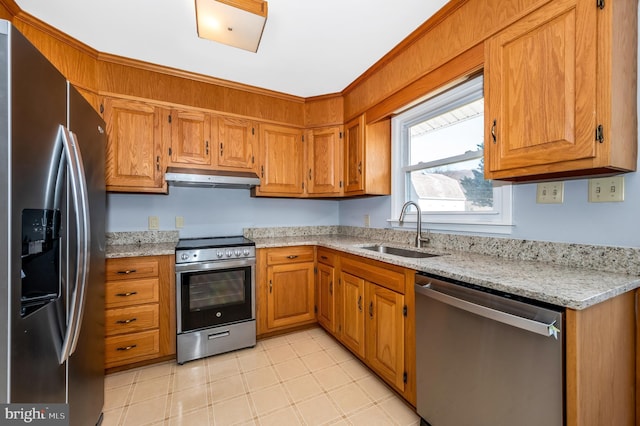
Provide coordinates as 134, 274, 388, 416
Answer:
106, 242, 177, 258
250, 234, 640, 310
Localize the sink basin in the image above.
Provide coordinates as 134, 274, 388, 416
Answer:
360, 245, 440, 258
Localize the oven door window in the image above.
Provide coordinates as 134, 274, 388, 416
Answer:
180, 266, 253, 331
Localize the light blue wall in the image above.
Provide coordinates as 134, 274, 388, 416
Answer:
106, 186, 339, 238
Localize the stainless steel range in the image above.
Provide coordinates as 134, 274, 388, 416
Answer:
175, 236, 256, 364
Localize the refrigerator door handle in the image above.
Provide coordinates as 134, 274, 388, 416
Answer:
58, 125, 85, 364
67, 130, 91, 355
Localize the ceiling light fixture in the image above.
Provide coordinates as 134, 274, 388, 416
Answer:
195, 0, 268, 53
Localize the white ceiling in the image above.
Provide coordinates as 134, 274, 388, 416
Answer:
15, 0, 449, 98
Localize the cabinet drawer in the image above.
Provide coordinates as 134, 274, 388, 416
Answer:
317, 248, 337, 266
105, 278, 159, 308
106, 257, 159, 281
267, 246, 314, 265
105, 330, 160, 366
105, 304, 159, 336
341, 257, 406, 294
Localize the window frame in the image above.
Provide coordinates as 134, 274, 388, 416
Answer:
390, 75, 513, 234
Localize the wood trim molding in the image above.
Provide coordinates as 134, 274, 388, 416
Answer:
0, 0, 21, 17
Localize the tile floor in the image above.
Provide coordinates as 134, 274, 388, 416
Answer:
102, 327, 420, 426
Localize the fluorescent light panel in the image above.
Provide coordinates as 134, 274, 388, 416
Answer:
195, 0, 268, 52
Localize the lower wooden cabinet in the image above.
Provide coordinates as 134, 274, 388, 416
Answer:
339, 271, 366, 358
104, 255, 175, 370
317, 249, 337, 333
257, 246, 316, 335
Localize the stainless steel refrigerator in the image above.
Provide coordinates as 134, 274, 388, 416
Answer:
0, 20, 105, 425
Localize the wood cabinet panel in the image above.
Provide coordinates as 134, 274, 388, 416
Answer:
217, 116, 256, 170
254, 124, 304, 195
105, 330, 160, 367
339, 271, 366, 358
306, 126, 343, 196
106, 257, 160, 281
105, 278, 159, 308
344, 115, 365, 194
317, 263, 335, 333
266, 246, 315, 265
105, 304, 159, 336
266, 262, 315, 330
169, 109, 212, 167
103, 97, 167, 193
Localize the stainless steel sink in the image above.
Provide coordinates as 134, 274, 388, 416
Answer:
360, 245, 440, 258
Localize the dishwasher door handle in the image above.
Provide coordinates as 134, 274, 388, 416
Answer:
415, 284, 560, 338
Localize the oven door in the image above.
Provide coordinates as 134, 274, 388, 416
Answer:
176, 258, 255, 333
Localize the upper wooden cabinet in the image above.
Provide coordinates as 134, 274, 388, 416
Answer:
306, 126, 343, 196
168, 109, 212, 167
253, 123, 304, 196
217, 116, 256, 170
485, 0, 637, 180
344, 115, 391, 195
103, 97, 168, 193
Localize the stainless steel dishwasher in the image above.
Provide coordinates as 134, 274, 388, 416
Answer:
415, 272, 564, 426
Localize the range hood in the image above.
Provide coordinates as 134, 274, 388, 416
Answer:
165, 167, 261, 189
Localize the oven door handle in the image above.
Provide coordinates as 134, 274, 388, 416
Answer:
175, 258, 255, 273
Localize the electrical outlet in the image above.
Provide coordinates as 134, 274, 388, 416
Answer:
175, 216, 184, 228
364, 214, 370, 227
148, 216, 159, 230
589, 176, 624, 202
536, 182, 564, 204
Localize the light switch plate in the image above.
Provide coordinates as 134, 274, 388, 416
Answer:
176, 216, 184, 228
588, 176, 624, 202
536, 182, 564, 204
148, 216, 159, 230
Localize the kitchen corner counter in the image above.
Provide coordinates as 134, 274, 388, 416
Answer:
251, 235, 640, 310
106, 242, 177, 259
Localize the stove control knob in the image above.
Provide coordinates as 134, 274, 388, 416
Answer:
216, 250, 224, 258
226, 249, 233, 257
234, 249, 241, 257
243, 249, 250, 257
181, 253, 190, 261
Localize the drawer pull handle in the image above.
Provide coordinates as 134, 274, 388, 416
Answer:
286, 255, 298, 259
269, 279, 273, 293
116, 269, 137, 275
369, 301, 374, 318
115, 318, 137, 324
329, 281, 333, 295
116, 344, 137, 351
115, 291, 138, 297
357, 295, 362, 312
320, 256, 328, 260
208, 331, 230, 340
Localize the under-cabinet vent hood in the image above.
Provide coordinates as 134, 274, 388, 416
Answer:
165, 167, 261, 189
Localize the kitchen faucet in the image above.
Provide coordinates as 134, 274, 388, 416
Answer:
399, 201, 430, 248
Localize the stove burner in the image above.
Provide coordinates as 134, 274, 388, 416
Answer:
175, 236, 256, 264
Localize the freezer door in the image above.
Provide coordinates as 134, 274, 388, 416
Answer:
67, 85, 105, 426
7, 22, 67, 404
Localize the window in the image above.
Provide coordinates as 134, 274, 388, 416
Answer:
391, 75, 512, 234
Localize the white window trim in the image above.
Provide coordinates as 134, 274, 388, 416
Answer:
390, 76, 513, 235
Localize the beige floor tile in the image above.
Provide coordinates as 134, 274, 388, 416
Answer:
283, 374, 323, 403
273, 357, 309, 381
259, 334, 290, 349
101, 408, 123, 426
209, 374, 247, 402
207, 357, 241, 381
168, 385, 208, 418
130, 375, 171, 404
340, 359, 372, 381
173, 361, 208, 391
378, 396, 421, 426
249, 383, 290, 416
212, 394, 255, 425
257, 405, 303, 426
104, 384, 131, 410
168, 406, 211, 426
326, 345, 355, 363
312, 365, 352, 391
237, 349, 271, 372
244, 365, 279, 391
356, 376, 394, 402
301, 351, 337, 371
296, 394, 342, 425
285, 330, 313, 343
291, 338, 323, 356
105, 370, 137, 390
312, 332, 341, 350
136, 362, 174, 382
264, 343, 298, 364
121, 395, 168, 426
328, 382, 373, 414
346, 405, 393, 426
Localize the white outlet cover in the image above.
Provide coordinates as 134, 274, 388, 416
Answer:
588, 176, 625, 202
536, 182, 564, 204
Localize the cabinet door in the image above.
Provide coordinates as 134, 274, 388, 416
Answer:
267, 262, 315, 330
218, 116, 255, 169
103, 98, 166, 192
366, 283, 405, 390
307, 126, 343, 195
257, 124, 304, 195
169, 109, 212, 167
317, 263, 335, 333
485, 0, 597, 178
339, 272, 365, 358
344, 115, 365, 194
